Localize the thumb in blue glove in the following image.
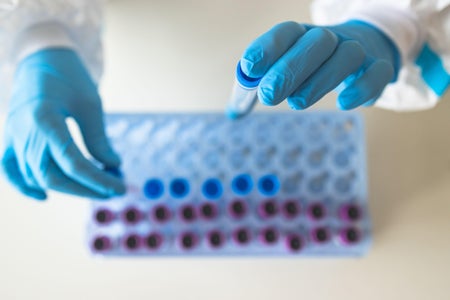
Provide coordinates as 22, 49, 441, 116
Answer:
238, 20, 400, 110
1, 48, 125, 200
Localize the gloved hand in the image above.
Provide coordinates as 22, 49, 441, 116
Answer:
239, 20, 400, 110
1, 48, 125, 200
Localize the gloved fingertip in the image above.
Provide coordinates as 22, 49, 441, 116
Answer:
258, 87, 276, 106
336, 98, 343, 110
107, 181, 127, 197
363, 99, 377, 107
104, 166, 123, 179
99, 149, 121, 168
89, 194, 111, 201
83, 134, 122, 167
27, 190, 47, 201
103, 166, 126, 196
109, 150, 122, 166
337, 88, 362, 110
287, 97, 308, 110
337, 97, 354, 111
288, 102, 301, 110
240, 57, 258, 77
241, 45, 265, 78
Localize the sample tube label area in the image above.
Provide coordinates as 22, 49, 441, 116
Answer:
87, 112, 371, 257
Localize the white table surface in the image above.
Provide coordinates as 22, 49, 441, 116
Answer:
1, 1, 449, 299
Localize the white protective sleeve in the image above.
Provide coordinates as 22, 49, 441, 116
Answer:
0, 0, 105, 108
311, 0, 450, 111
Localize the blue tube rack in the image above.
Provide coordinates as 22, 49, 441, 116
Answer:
87, 112, 371, 257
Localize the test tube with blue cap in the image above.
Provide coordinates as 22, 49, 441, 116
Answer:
226, 61, 263, 119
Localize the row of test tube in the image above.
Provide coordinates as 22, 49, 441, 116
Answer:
94, 202, 362, 225
91, 225, 362, 253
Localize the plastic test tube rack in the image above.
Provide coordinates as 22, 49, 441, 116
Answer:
87, 112, 371, 257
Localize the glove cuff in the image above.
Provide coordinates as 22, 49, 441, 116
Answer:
348, 5, 425, 65
13, 22, 77, 64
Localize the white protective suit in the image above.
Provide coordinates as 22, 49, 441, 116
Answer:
0, 0, 449, 111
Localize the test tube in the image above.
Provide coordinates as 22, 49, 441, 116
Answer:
94, 208, 115, 225
91, 236, 112, 252
179, 204, 197, 223
282, 200, 301, 219
202, 178, 223, 200
259, 227, 279, 245
311, 227, 330, 244
231, 174, 253, 196
232, 227, 251, 246
339, 203, 361, 222
207, 230, 225, 249
199, 202, 218, 220
121, 206, 142, 225
143, 178, 164, 200
145, 232, 163, 250
169, 178, 190, 199
178, 231, 199, 251
122, 233, 142, 251
258, 174, 280, 196
339, 227, 361, 245
226, 61, 262, 119
228, 199, 248, 219
285, 234, 304, 253
151, 204, 172, 223
257, 199, 278, 219
307, 202, 326, 221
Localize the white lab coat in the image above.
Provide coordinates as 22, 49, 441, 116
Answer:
312, 0, 450, 111
0, 0, 449, 111
0, 0, 104, 108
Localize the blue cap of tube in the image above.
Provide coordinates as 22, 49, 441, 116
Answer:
170, 178, 190, 199
144, 178, 164, 199
202, 178, 223, 200
258, 174, 280, 196
236, 61, 262, 88
232, 174, 253, 195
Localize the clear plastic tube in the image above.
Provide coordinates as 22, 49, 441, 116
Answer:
226, 61, 262, 119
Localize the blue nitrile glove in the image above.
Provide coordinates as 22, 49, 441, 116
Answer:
1, 48, 126, 200
240, 20, 400, 110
